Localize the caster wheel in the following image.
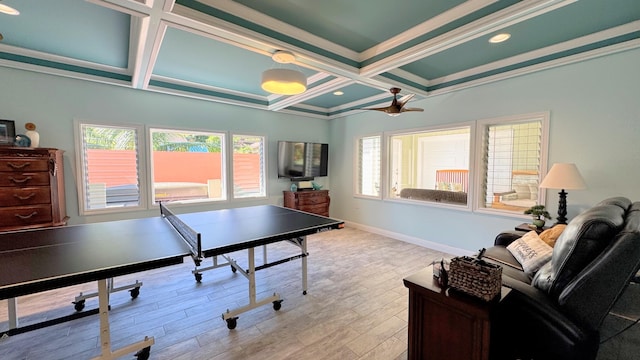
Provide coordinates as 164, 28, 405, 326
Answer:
134, 346, 151, 360
273, 300, 283, 311
195, 273, 202, 283
303, 290, 307, 295
130, 287, 140, 299
73, 300, 85, 312
231, 265, 237, 273
226, 317, 238, 330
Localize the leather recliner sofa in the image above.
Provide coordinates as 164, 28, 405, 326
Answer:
483, 197, 640, 360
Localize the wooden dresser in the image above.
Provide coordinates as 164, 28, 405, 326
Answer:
0, 147, 68, 232
283, 190, 330, 217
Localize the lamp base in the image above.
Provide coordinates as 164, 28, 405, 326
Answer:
556, 189, 568, 225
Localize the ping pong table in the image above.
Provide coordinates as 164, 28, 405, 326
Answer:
0, 204, 343, 359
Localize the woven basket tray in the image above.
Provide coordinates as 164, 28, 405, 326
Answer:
449, 256, 502, 301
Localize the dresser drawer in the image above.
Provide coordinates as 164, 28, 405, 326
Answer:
0, 187, 51, 206
0, 205, 53, 228
0, 172, 51, 187
299, 204, 329, 216
0, 158, 50, 172
297, 192, 329, 205
283, 190, 330, 217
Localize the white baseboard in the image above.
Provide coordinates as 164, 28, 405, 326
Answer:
343, 220, 474, 257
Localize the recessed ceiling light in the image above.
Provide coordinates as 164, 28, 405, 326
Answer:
0, 3, 20, 15
333, 91, 344, 96
489, 33, 511, 43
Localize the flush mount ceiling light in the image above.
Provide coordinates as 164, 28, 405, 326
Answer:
489, 33, 511, 43
0, 2, 20, 15
261, 50, 307, 95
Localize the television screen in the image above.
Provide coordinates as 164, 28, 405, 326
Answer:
277, 141, 328, 179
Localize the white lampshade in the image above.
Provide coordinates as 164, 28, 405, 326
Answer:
261, 68, 307, 95
539, 163, 587, 190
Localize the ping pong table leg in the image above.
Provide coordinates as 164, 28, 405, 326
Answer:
7, 297, 18, 330
221, 246, 282, 329
92, 278, 154, 360
301, 236, 308, 295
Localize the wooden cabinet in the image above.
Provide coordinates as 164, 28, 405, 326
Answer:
403, 267, 509, 360
0, 147, 68, 232
283, 190, 330, 217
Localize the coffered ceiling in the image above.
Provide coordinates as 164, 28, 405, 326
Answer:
0, 0, 638, 119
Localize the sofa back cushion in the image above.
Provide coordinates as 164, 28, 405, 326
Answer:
532, 197, 631, 298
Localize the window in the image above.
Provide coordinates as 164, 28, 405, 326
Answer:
76, 122, 144, 214
388, 126, 472, 206
150, 128, 226, 203
232, 134, 266, 198
476, 112, 549, 213
356, 135, 381, 197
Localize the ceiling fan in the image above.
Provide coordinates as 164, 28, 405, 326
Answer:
362, 87, 424, 116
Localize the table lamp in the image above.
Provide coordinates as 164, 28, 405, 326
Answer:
539, 163, 587, 225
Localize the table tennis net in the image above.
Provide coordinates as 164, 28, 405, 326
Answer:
160, 202, 202, 258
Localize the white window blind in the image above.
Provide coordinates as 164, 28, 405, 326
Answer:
233, 134, 266, 198
357, 136, 381, 197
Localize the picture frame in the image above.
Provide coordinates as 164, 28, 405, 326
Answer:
0, 119, 16, 145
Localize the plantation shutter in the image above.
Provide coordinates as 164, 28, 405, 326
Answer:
358, 136, 381, 196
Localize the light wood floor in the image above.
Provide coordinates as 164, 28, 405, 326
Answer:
0, 227, 638, 359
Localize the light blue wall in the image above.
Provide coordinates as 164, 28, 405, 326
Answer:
1, 49, 638, 254
329, 48, 640, 253
0, 67, 331, 224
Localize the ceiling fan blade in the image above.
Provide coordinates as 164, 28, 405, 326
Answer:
358, 88, 421, 115
398, 93, 416, 107
363, 106, 393, 112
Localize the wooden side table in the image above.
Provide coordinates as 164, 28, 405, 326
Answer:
403, 267, 510, 360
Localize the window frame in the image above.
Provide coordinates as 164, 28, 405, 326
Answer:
147, 126, 228, 206
384, 122, 475, 210
74, 119, 148, 216
353, 133, 383, 200
473, 111, 550, 216
76, 120, 273, 214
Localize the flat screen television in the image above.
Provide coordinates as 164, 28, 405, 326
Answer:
277, 141, 329, 180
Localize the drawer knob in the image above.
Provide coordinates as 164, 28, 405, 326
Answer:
15, 211, 38, 220
14, 193, 36, 201
9, 176, 33, 184
7, 162, 31, 169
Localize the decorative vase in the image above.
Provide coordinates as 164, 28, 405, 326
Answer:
532, 218, 546, 229
25, 122, 39, 148
290, 183, 297, 192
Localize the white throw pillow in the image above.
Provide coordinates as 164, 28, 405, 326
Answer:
507, 231, 553, 274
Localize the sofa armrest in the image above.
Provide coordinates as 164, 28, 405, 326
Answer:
492, 279, 599, 360
494, 230, 526, 246
559, 230, 640, 330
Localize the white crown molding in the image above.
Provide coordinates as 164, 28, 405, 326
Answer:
0, 43, 129, 75
0, 58, 133, 89
428, 38, 640, 97
430, 21, 640, 89
360, 0, 497, 62
204, 0, 360, 61
268, 77, 353, 111
360, 0, 577, 77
